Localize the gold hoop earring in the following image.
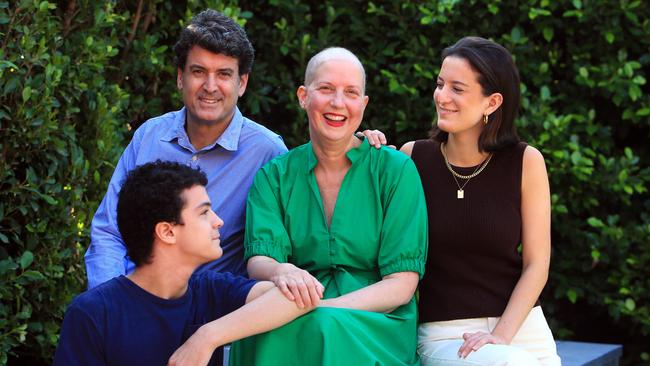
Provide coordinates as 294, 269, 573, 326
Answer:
483, 114, 489, 125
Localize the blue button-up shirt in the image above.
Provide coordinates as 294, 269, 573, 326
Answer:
85, 107, 287, 289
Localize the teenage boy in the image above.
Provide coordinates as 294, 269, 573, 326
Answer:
55, 161, 311, 365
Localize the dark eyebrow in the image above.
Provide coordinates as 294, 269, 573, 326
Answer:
194, 201, 212, 210
438, 76, 469, 88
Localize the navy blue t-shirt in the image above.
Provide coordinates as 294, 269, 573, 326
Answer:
53, 271, 256, 365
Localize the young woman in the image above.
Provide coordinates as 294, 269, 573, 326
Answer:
401, 37, 561, 365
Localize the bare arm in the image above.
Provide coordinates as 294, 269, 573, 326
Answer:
168, 282, 310, 366
247, 255, 324, 308
321, 271, 419, 313
459, 146, 551, 357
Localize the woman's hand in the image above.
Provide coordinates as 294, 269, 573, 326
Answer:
271, 263, 324, 308
457, 331, 507, 358
356, 130, 395, 149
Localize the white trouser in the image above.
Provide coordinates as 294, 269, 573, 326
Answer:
418, 306, 561, 366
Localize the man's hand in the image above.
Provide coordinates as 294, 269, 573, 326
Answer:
168, 326, 216, 366
271, 263, 324, 308
457, 331, 506, 358
356, 130, 395, 149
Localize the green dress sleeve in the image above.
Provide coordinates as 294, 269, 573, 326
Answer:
377, 158, 428, 278
244, 165, 292, 263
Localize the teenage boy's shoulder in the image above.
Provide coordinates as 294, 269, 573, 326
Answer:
53, 278, 127, 365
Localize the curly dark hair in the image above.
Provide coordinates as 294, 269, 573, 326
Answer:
116, 161, 208, 266
173, 9, 255, 75
431, 36, 521, 152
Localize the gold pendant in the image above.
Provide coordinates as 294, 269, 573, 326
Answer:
457, 189, 464, 199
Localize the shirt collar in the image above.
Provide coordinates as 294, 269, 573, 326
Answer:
160, 107, 244, 152
307, 138, 370, 173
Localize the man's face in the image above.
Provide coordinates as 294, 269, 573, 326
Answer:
177, 46, 249, 128
174, 185, 224, 264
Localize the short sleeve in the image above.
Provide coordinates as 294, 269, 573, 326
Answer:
243, 166, 292, 263
53, 299, 105, 366
378, 158, 428, 278
195, 271, 257, 315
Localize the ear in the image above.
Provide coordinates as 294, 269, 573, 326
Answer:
485, 92, 503, 115
296, 86, 307, 109
237, 73, 249, 97
154, 221, 176, 245
177, 68, 183, 90
362, 95, 369, 109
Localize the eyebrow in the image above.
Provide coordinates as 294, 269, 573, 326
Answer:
194, 201, 212, 210
188, 64, 235, 73
438, 77, 469, 88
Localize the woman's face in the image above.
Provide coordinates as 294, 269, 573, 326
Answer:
297, 59, 369, 144
434, 56, 494, 137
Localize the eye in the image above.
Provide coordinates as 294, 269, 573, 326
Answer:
201, 209, 210, 216
435, 81, 443, 89
192, 69, 204, 76
345, 88, 361, 96
218, 71, 232, 79
317, 85, 334, 92
452, 87, 464, 93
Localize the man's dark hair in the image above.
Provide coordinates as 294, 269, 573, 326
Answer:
173, 9, 255, 75
117, 161, 208, 266
431, 36, 521, 152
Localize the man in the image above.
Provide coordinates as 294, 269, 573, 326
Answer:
55, 161, 310, 365
85, 9, 288, 288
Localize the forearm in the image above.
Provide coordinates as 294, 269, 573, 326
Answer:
321, 272, 418, 313
197, 287, 310, 347
246, 255, 284, 280
491, 262, 549, 343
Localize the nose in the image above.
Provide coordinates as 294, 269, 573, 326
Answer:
330, 90, 345, 108
203, 74, 219, 93
434, 86, 450, 105
211, 210, 224, 229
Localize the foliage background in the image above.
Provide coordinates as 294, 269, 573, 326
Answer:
1, 0, 648, 364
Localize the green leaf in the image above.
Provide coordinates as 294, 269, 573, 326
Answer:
19, 251, 34, 269
22, 270, 46, 281
587, 217, 604, 228
540, 86, 550, 100
22, 86, 32, 102
579, 67, 589, 78
567, 289, 578, 303
510, 27, 522, 42
625, 298, 636, 311
636, 108, 650, 117
0, 258, 17, 275
542, 27, 553, 42
604, 32, 615, 43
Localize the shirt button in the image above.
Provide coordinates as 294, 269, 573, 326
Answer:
192, 155, 198, 161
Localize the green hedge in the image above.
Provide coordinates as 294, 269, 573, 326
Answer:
1, 0, 648, 364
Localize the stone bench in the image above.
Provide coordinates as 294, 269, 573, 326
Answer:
225, 341, 624, 366
556, 341, 623, 366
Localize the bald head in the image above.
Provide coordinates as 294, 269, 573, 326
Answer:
304, 47, 366, 94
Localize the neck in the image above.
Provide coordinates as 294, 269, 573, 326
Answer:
185, 113, 234, 150
311, 134, 360, 171
127, 253, 197, 300
445, 133, 489, 167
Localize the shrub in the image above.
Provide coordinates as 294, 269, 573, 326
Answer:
1, 0, 648, 364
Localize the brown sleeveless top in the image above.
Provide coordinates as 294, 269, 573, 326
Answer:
412, 139, 537, 322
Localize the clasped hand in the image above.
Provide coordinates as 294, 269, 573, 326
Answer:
272, 263, 324, 308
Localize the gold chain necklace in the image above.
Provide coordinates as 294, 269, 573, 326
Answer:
441, 142, 492, 199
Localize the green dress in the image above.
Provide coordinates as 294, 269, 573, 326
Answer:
229, 139, 428, 366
